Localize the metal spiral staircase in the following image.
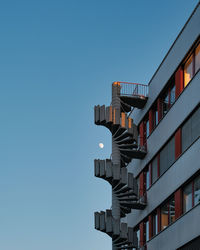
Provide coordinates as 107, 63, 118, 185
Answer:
94, 82, 148, 250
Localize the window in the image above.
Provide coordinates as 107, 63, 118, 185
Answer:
162, 81, 176, 118
136, 228, 140, 248
170, 83, 176, 106
195, 43, 200, 73
194, 176, 200, 206
145, 167, 150, 190
161, 203, 168, 230
183, 182, 193, 213
160, 137, 175, 176
184, 54, 194, 87
151, 157, 158, 184
184, 41, 200, 87
153, 104, 158, 128
183, 174, 200, 214
146, 118, 149, 138
152, 212, 158, 237
145, 219, 149, 242
182, 107, 200, 152
162, 90, 170, 116
161, 196, 175, 230
169, 198, 175, 224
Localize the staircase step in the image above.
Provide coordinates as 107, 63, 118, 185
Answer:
116, 137, 135, 145
112, 126, 127, 138
118, 144, 138, 149
120, 148, 146, 159
114, 131, 132, 142
120, 101, 132, 113
120, 95, 148, 109
120, 201, 146, 210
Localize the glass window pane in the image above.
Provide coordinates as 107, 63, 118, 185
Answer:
136, 229, 140, 247
170, 83, 176, 105
169, 197, 175, 224
153, 105, 158, 127
194, 176, 200, 206
168, 136, 175, 168
191, 108, 200, 143
163, 91, 169, 116
161, 203, 168, 230
155, 110, 158, 126
145, 220, 149, 242
152, 213, 158, 236
184, 54, 194, 87
183, 183, 193, 213
146, 119, 149, 137
182, 118, 192, 152
195, 43, 200, 73
160, 145, 168, 176
151, 157, 158, 184
146, 168, 150, 190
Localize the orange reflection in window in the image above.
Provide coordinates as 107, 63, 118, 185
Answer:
195, 43, 200, 73
184, 54, 194, 87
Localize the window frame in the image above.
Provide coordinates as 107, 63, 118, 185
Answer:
160, 195, 175, 231
183, 40, 200, 87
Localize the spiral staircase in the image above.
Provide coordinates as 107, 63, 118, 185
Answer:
94, 82, 148, 249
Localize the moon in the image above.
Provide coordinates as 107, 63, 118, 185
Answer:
99, 143, 104, 149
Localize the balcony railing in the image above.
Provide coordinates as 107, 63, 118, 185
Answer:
115, 82, 148, 97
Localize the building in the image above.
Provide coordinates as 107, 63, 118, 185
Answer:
94, 2, 200, 250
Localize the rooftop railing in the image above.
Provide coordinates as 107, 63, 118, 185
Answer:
114, 82, 148, 97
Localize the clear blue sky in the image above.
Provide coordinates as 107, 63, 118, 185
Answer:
0, 0, 198, 249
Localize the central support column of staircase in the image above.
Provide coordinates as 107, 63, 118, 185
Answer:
112, 83, 121, 250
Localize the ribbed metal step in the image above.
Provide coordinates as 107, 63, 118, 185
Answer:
120, 148, 146, 159
94, 211, 138, 249
118, 143, 138, 149
120, 95, 148, 109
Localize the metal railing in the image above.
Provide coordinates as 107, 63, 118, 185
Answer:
116, 82, 148, 97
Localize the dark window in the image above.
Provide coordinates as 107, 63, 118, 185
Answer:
151, 157, 158, 184
182, 107, 200, 152
191, 107, 200, 142
183, 182, 193, 213
183, 173, 200, 214
178, 236, 200, 250
162, 80, 176, 118
194, 176, 200, 206
162, 90, 170, 116
160, 137, 175, 176
170, 83, 176, 106
145, 219, 149, 242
